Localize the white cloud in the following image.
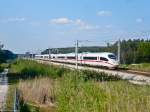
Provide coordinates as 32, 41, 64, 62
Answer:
97, 10, 112, 16
79, 25, 99, 30
74, 19, 99, 30
29, 21, 41, 26
50, 17, 73, 24
49, 18, 99, 30
7, 17, 26, 22
0, 17, 26, 23
105, 25, 112, 28
136, 18, 143, 23
74, 19, 85, 26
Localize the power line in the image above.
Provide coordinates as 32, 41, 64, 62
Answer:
118, 39, 121, 64
0, 41, 4, 50
75, 40, 78, 70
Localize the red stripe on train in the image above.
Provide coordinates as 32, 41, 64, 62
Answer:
50, 58, 117, 66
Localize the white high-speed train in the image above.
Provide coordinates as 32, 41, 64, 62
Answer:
35, 52, 119, 69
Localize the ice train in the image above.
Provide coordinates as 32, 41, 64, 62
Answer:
35, 52, 119, 69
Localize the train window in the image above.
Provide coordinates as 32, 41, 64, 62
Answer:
83, 57, 97, 60
58, 56, 65, 59
67, 56, 75, 59
108, 54, 116, 60
80, 56, 82, 60
45, 56, 48, 58
100, 57, 108, 61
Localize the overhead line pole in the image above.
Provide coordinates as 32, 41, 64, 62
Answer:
32, 51, 34, 60
49, 48, 51, 61
118, 39, 121, 64
0, 41, 4, 50
75, 40, 78, 70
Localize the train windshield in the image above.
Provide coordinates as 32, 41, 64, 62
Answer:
108, 54, 117, 60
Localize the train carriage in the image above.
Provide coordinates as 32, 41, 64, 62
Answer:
35, 52, 119, 69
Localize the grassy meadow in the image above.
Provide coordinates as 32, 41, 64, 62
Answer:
6, 59, 150, 112
0, 63, 9, 72
128, 63, 150, 72
120, 63, 150, 72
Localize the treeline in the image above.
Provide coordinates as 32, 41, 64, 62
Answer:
42, 39, 150, 64
118, 39, 150, 64
0, 50, 16, 63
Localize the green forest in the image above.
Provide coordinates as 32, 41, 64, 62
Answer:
43, 39, 150, 64
0, 50, 16, 63
0, 48, 16, 72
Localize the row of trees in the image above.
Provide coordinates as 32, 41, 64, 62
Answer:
0, 42, 16, 64
120, 39, 150, 64
0, 50, 16, 63
42, 39, 150, 64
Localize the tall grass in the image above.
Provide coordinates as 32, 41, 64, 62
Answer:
128, 63, 150, 72
18, 77, 56, 112
9, 59, 150, 112
9, 59, 67, 78
56, 73, 150, 112
0, 63, 8, 72
0, 65, 3, 72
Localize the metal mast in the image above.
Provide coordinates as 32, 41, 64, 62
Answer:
0, 41, 4, 50
49, 48, 51, 61
75, 40, 78, 70
118, 39, 121, 64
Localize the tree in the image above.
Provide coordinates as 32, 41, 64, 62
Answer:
136, 42, 150, 63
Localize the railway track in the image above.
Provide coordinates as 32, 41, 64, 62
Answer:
118, 69, 150, 77
41, 59, 150, 77
36, 59, 150, 85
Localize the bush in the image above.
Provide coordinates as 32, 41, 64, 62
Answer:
0, 66, 3, 72
80, 70, 120, 82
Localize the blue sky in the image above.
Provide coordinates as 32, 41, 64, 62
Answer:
0, 0, 150, 53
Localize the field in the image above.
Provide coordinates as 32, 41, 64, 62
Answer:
121, 63, 150, 72
128, 63, 150, 72
0, 66, 3, 72
6, 59, 150, 112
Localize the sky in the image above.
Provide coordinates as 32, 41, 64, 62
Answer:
0, 0, 150, 53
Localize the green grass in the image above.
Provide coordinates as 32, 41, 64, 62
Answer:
128, 63, 150, 72
56, 73, 150, 112
0, 63, 11, 72
9, 59, 67, 78
121, 63, 150, 72
5, 83, 17, 111
0, 65, 3, 72
7, 59, 150, 112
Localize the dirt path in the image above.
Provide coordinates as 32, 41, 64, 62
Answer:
0, 69, 8, 110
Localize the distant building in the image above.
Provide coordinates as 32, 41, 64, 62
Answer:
17, 52, 35, 59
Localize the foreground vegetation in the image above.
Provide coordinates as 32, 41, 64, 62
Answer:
121, 63, 150, 72
0, 66, 3, 72
7, 59, 150, 112
0, 63, 10, 73
128, 63, 150, 72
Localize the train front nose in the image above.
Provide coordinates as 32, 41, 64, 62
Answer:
111, 59, 119, 68
114, 60, 119, 67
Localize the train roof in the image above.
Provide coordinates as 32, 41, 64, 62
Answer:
35, 52, 115, 56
